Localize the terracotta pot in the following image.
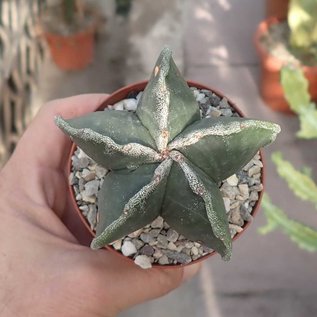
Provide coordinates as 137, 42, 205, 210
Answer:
266, 0, 289, 19
255, 18, 317, 113
44, 26, 95, 71
67, 81, 265, 268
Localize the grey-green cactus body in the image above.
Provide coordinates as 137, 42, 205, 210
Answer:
56, 47, 281, 261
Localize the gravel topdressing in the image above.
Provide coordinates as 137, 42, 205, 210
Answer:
69, 87, 263, 269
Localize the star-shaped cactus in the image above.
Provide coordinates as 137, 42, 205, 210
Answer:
56, 48, 280, 260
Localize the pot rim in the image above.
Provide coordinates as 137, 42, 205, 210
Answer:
67, 80, 266, 269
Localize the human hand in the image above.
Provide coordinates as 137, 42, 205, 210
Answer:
0, 95, 201, 317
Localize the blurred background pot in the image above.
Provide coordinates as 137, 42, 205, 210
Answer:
266, 0, 289, 19
255, 18, 317, 113
41, 0, 99, 70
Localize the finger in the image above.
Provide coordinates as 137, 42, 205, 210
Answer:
12, 94, 109, 170
90, 251, 201, 312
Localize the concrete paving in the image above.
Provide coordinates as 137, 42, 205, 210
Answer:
37, 0, 317, 316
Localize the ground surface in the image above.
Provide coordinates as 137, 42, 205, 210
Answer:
37, 1, 317, 316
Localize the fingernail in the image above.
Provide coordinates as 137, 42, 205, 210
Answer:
182, 263, 202, 282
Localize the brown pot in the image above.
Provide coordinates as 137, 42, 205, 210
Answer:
44, 26, 95, 71
255, 18, 317, 113
67, 81, 265, 267
266, 0, 289, 19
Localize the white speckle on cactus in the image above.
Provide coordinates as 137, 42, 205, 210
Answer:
123, 159, 173, 214
168, 120, 281, 150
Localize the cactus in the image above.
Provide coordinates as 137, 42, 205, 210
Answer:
281, 65, 317, 138
56, 48, 280, 261
288, 0, 317, 51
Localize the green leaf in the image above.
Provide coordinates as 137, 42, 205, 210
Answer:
169, 117, 280, 182
162, 153, 232, 260
288, 0, 317, 48
280, 66, 310, 114
136, 47, 200, 151
297, 104, 317, 139
272, 152, 317, 208
260, 194, 317, 252
91, 160, 172, 249
55, 111, 161, 170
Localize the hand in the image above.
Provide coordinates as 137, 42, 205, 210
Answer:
0, 95, 201, 317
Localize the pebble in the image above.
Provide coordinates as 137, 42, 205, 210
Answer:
121, 241, 137, 256
113, 101, 124, 110
140, 233, 154, 244
124, 98, 138, 111
221, 183, 239, 199
230, 201, 240, 210
149, 229, 161, 238
112, 240, 122, 250
191, 246, 199, 256
248, 166, 261, 177
140, 245, 155, 256
163, 250, 192, 264
229, 208, 244, 226
73, 156, 90, 169
84, 180, 100, 196
209, 108, 222, 117
136, 92, 143, 102
158, 255, 170, 265
82, 169, 96, 182
153, 248, 163, 259
219, 98, 230, 108
249, 191, 259, 201
68, 172, 77, 185
134, 255, 152, 269
226, 174, 239, 186
95, 166, 107, 178
221, 108, 233, 117
151, 216, 164, 228
128, 229, 143, 238
167, 242, 177, 250
131, 239, 144, 250
166, 229, 179, 242
157, 234, 169, 248
87, 205, 97, 229
238, 184, 249, 198
223, 197, 231, 212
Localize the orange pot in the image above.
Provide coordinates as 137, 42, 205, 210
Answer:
255, 18, 317, 113
266, 0, 289, 19
44, 26, 95, 71
67, 81, 266, 268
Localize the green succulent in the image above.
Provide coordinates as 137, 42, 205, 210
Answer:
56, 48, 280, 260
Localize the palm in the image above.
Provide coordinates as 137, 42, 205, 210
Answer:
0, 95, 190, 317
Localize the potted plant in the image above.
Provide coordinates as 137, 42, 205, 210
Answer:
266, 0, 289, 19
55, 48, 280, 268
40, 0, 98, 70
260, 66, 317, 250
255, 0, 317, 112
